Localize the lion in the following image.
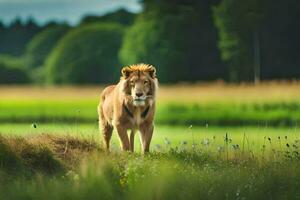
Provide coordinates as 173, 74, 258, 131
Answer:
98, 63, 158, 153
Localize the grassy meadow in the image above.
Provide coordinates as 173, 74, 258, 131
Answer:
1, 82, 300, 199
1, 83, 300, 125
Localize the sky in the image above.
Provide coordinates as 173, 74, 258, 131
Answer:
0, 0, 142, 25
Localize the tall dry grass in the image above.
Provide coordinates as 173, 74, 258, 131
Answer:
1, 81, 300, 103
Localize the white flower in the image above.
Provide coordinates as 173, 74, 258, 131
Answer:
217, 146, 224, 152
201, 138, 210, 146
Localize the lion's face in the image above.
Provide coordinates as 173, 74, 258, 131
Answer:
121, 64, 157, 106
129, 74, 151, 106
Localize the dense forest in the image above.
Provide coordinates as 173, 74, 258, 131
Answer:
0, 0, 299, 84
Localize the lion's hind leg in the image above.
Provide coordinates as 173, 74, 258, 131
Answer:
99, 104, 113, 151
101, 121, 113, 151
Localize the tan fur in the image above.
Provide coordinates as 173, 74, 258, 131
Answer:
98, 64, 158, 153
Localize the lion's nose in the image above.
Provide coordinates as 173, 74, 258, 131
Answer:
136, 92, 143, 97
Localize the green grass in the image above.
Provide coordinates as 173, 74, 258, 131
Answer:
158, 102, 300, 126
1, 99, 300, 126
1, 84, 300, 199
1, 123, 300, 158
2, 154, 300, 200
0, 127, 300, 200
0, 99, 97, 123
0, 122, 300, 199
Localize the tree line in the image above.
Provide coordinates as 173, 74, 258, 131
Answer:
0, 0, 299, 84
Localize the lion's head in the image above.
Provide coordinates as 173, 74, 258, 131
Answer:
121, 63, 158, 106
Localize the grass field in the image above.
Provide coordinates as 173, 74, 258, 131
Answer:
1, 83, 300, 199
1, 126, 300, 199
1, 123, 299, 158
1, 82, 300, 125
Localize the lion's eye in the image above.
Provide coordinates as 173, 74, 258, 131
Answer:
144, 80, 148, 84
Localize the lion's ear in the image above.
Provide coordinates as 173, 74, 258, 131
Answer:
148, 66, 156, 79
121, 67, 132, 79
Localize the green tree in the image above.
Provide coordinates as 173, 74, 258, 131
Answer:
0, 17, 42, 56
45, 23, 124, 84
214, 0, 300, 82
25, 25, 70, 69
80, 9, 136, 26
0, 58, 29, 84
0, 20, 3, 27
259, 0, 300, 80
120, 0, 224, 83
213, 0, 266, 82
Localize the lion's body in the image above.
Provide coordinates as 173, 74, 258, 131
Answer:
98, 64, 158, 152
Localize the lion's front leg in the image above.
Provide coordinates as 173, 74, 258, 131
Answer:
116, 125, 130, 151
139, 124, 154, 153
130, 130, 135, 152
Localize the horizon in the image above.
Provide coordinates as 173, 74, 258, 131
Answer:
0, 0, 142, 26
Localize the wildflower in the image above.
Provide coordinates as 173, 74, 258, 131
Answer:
217, 146, 224, 152
32, 123, 37, 128
232, 144, 239, 150
164, 138, 171, 145
181, 141, 188, 145
224, 133, 232, 143
236, 188, 240, 197
201, 138, 210, 146
73, 174, 80, 182
224, 133, 228, 142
